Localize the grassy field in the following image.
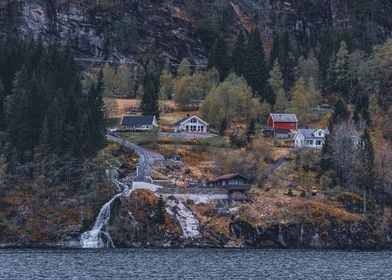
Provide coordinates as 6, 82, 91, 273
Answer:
116, 131, 159, 145
116, 132, 226, 147
158, 135, 226, 147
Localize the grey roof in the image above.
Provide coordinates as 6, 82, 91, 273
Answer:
121, 115, 156, 126
172, 115, 209, 126
270, 113, 298, 122
172, 116, 190, 126
298, 128, 329, 139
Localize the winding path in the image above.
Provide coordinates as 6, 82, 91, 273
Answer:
106, 134, 164, 181
265, 154, 299, 186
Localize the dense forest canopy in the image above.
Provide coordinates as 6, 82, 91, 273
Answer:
0, 37, 106, 182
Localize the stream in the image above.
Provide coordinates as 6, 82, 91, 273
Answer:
80, 170, 131, 248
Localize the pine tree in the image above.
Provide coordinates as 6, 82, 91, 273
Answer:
5, 69, 34, 162
208, 37, 230, 81
141, 79, 160, 118
232, 31, 246, 76
246, 118, 256, 143
334, 41, 350, 99
269, 32, 280, 69
279, 32, 296, 92
354, 93, 371, 126
331, 98, 350, 128
358, 128, 375, 213
318, 31, 334, 91
243, 29, 268, 100
220, 117, 228, 135
87, 73, 106, 155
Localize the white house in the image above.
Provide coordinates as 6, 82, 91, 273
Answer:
294, 128, 330, 149
120, 115, 158, 131
172, 115, 209, 133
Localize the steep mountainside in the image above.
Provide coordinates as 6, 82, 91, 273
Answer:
1, 0, 391, 63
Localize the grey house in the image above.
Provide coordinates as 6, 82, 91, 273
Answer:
120, 115, 158, 131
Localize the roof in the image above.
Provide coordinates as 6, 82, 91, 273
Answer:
297, 128, 329, 139
172, 115, 209, 126
269, 113, 298, 123
210, 173, 249, 182
121, 115, 156, 126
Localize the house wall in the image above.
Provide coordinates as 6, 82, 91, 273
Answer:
295, 133, 325, 149
268, 116, 298, 131
273, 122, 298, 130
126, 125, 154, 131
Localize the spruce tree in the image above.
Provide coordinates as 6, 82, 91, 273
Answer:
5, 69, 34, 162
141, 79, 160, 118
246, 118, 256, 143
208, 37, 230, 81
140, 60, 160, 118
358, 128, 375, 213
243, 29, 268, 101
232, 31, 246, 76
279, 32, 296, 92
334, 41, 350, 99
329, 98, 350, 132
87, 74, 106, 155
269, 32, 280, 69
318, 31, 334, 91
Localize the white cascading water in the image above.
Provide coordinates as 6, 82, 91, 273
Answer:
80, 170, 131, 248
166, 199, 200, 239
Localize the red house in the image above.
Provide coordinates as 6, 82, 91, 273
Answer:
267, 113, 298, 131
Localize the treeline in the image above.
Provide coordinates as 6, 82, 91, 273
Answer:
0, 37, 105, 177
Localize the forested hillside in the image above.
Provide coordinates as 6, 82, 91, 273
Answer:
0, 37, 110, 245
0, 0, 391, 248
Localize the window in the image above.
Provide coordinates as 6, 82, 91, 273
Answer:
190, 118, 196, 123
316, 140, 322, 146
306, 140, 314, 146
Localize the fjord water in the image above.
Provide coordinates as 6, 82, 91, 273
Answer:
0, 249, 391, 280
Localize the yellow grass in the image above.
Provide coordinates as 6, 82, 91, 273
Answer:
240, 189, 365, 229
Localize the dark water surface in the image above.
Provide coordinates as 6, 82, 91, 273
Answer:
0, 248, 391, 279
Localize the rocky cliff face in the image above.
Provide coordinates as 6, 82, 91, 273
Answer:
1, 0, 390, 64
2, 0, 209, 64
106, 194, 392, 249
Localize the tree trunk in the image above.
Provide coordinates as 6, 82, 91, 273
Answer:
363, 188, 367, 214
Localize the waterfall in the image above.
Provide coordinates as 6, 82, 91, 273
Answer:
166, 199, 200, 239
80, 170, 131, 248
